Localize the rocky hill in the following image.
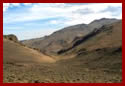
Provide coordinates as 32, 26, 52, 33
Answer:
22, 18, 119, 56
4, 34, 18, 42
58, 20, 122, 55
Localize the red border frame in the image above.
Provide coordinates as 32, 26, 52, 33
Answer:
0, 0, 125, 86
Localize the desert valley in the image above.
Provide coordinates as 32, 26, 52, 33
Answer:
3, 18, 122, 83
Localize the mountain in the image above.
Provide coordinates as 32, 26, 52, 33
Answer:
57, 20, 122, 69
3, 36, 55, 64
22, 18, 119, 56
3, 19, 122, 83
58, 20, 122, 55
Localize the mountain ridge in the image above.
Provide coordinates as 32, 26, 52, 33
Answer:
22, 18, 120, 56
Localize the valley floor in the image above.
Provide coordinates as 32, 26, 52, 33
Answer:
3, 63, 122, 83
3, 54, 122, 83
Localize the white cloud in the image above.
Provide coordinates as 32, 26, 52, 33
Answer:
11, 3, 20, 6
15, 28, 58, 40
3, 3, 122, 40
49, 20, 58, 24
23, 3, 32, 6
3, 3, 20, 12
4, 3, 122, 24
3, 3, 10, 12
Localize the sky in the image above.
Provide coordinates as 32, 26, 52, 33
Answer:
3, 3, 122, 40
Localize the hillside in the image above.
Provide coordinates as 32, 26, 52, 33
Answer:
58, 20, 122, 55
22, 18, 118, 55
3, 37, 55, 64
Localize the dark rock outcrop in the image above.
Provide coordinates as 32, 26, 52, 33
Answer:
3, 34, 18, 42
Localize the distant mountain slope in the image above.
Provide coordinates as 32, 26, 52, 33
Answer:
3, 37, 55, 64
21, 37, 45, 48
22, 18, 119, 55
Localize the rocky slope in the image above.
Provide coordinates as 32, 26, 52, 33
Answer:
22, 18, 119, 55
58, 20, 122, 55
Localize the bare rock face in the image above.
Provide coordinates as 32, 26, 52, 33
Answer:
3, 34, 18, 42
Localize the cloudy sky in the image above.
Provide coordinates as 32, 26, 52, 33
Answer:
3, 3, 122, 40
